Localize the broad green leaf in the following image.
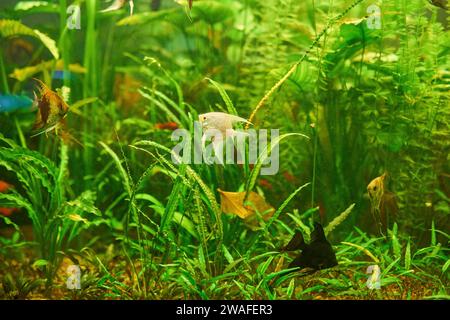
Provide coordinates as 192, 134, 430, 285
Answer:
32, 259, 49, 268
0, 20, 59, 59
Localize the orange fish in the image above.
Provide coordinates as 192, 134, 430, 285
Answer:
258, 179, 273, 190
0, 207, 19, 217
0, 180, 12, 193
155, 122, 179, 131
283, 171, 296, 183
32, 78, 69, 136
0, 180, 19, 216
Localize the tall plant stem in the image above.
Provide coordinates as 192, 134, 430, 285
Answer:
59, 0, 70, 88
83, 0, 99, 184
0, 47, 9, 94
245, 0, 365, 128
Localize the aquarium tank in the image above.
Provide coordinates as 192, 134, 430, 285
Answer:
0, 0, 448, 301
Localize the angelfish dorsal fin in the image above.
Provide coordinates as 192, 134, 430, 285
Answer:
227, 114, 252, 125
311, 222, 326, 242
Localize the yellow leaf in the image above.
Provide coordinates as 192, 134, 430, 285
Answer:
10, 60, 86, 82
10, 60, 54, 81
67, 214, 87, 223
55, 60, 86, 73
33, 29, 59, 59
340, 17, 365, 25
218, 189, 274, 220
274, 256, 284, 273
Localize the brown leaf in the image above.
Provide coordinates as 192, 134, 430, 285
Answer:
218, 189, 274, 220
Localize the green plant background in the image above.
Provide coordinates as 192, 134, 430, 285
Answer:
0, 0, 448, 299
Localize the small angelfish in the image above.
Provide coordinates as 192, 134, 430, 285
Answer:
282, 222, 338, 272
367, 172, 398, 236
198, 111, 252, 153
31, 79, 69, 137
198, 111, 251, 138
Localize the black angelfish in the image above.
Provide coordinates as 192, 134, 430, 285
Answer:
282, 222, 338, 271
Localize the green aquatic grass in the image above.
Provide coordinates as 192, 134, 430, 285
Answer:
0, 0, 448, 300
0, 134, 102, 290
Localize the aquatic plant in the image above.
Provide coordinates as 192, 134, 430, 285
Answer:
0, 0, 448, 300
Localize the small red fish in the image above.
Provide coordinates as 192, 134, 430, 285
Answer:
0, 207, 19, 216
0, 181, 19, 216
189, 0, 193, 10
155, 122, 179, 131
258, 179, 273, 190
0, 180, 12, 193
283, 171, 296, 183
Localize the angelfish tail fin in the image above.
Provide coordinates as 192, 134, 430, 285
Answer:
101, 0, 126, 12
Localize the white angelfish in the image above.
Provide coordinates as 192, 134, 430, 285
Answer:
198, 112, 252, 139
198, 112, 252, 164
